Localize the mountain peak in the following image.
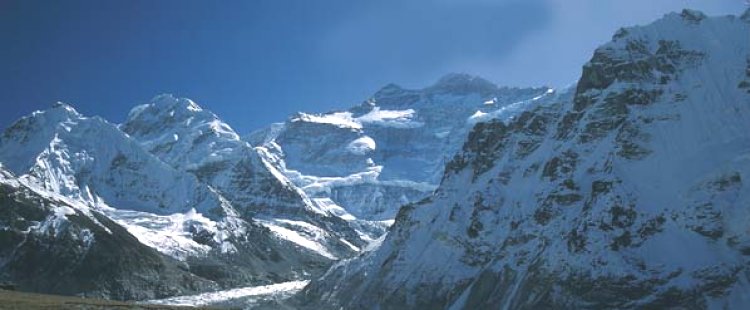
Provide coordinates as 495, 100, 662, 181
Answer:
126, 94, 211, 125
679, 8, 707, 23
742, 7, 750, 22
47, 101, 81, 118
372, 83, 406, 98
428, 73, 498, 94
51, 101, 71, 109
151, 94, 202, 111
121, 94, 242, 154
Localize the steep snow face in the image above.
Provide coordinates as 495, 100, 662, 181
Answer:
301, 10, 750, 309
273, 117, 373, 177
0, 103, 225, 217
121, 94, 366, 259
121, 94, 303, 215
121, 95, 241, 171
251, 74, 552, 221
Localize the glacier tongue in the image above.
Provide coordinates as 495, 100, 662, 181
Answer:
146, 280, 309, 308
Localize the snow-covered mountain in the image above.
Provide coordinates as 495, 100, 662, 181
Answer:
120, 95, 366, 259
0, 164, 217, 299
1, 7, 747, 309
0, 103, 225, 217
249, 74, 551, 221
0, 102, 343, 298
299, 9, 750, 309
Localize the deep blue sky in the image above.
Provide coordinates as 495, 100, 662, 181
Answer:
0, 0, 745, 133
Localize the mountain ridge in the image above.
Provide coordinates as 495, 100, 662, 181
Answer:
0, 8, 748, 309
296, 9, 750, 309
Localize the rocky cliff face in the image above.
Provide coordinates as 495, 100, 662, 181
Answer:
0, 166, 217, 300
299, 9, 750, 309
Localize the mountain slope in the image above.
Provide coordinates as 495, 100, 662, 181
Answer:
0, 165, 218, 300
299, 9, 750, 309
0, 104, 333, 298
120, 95, 365, 259
0, 103, 224, 217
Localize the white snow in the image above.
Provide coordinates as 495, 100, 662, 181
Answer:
127, 104, 149, 120
435, 130, 451, 139
468, 87, 555, 125
293, 112, 361, 129
339, 238, 360, 252
277, 162, 437, 197
310, 198, 357, 221
102, 207, 218, 260
469, 110, 487, 120
257, 219, 337, 260
208, 119, 240, 140
347, 136, 376, 155
287, 166, 382, 195
146, 280, 309, 307
185, 99, 202, 112
357, 107, 423, 128
292, 107, 423, 130
362, 231, 390, 253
